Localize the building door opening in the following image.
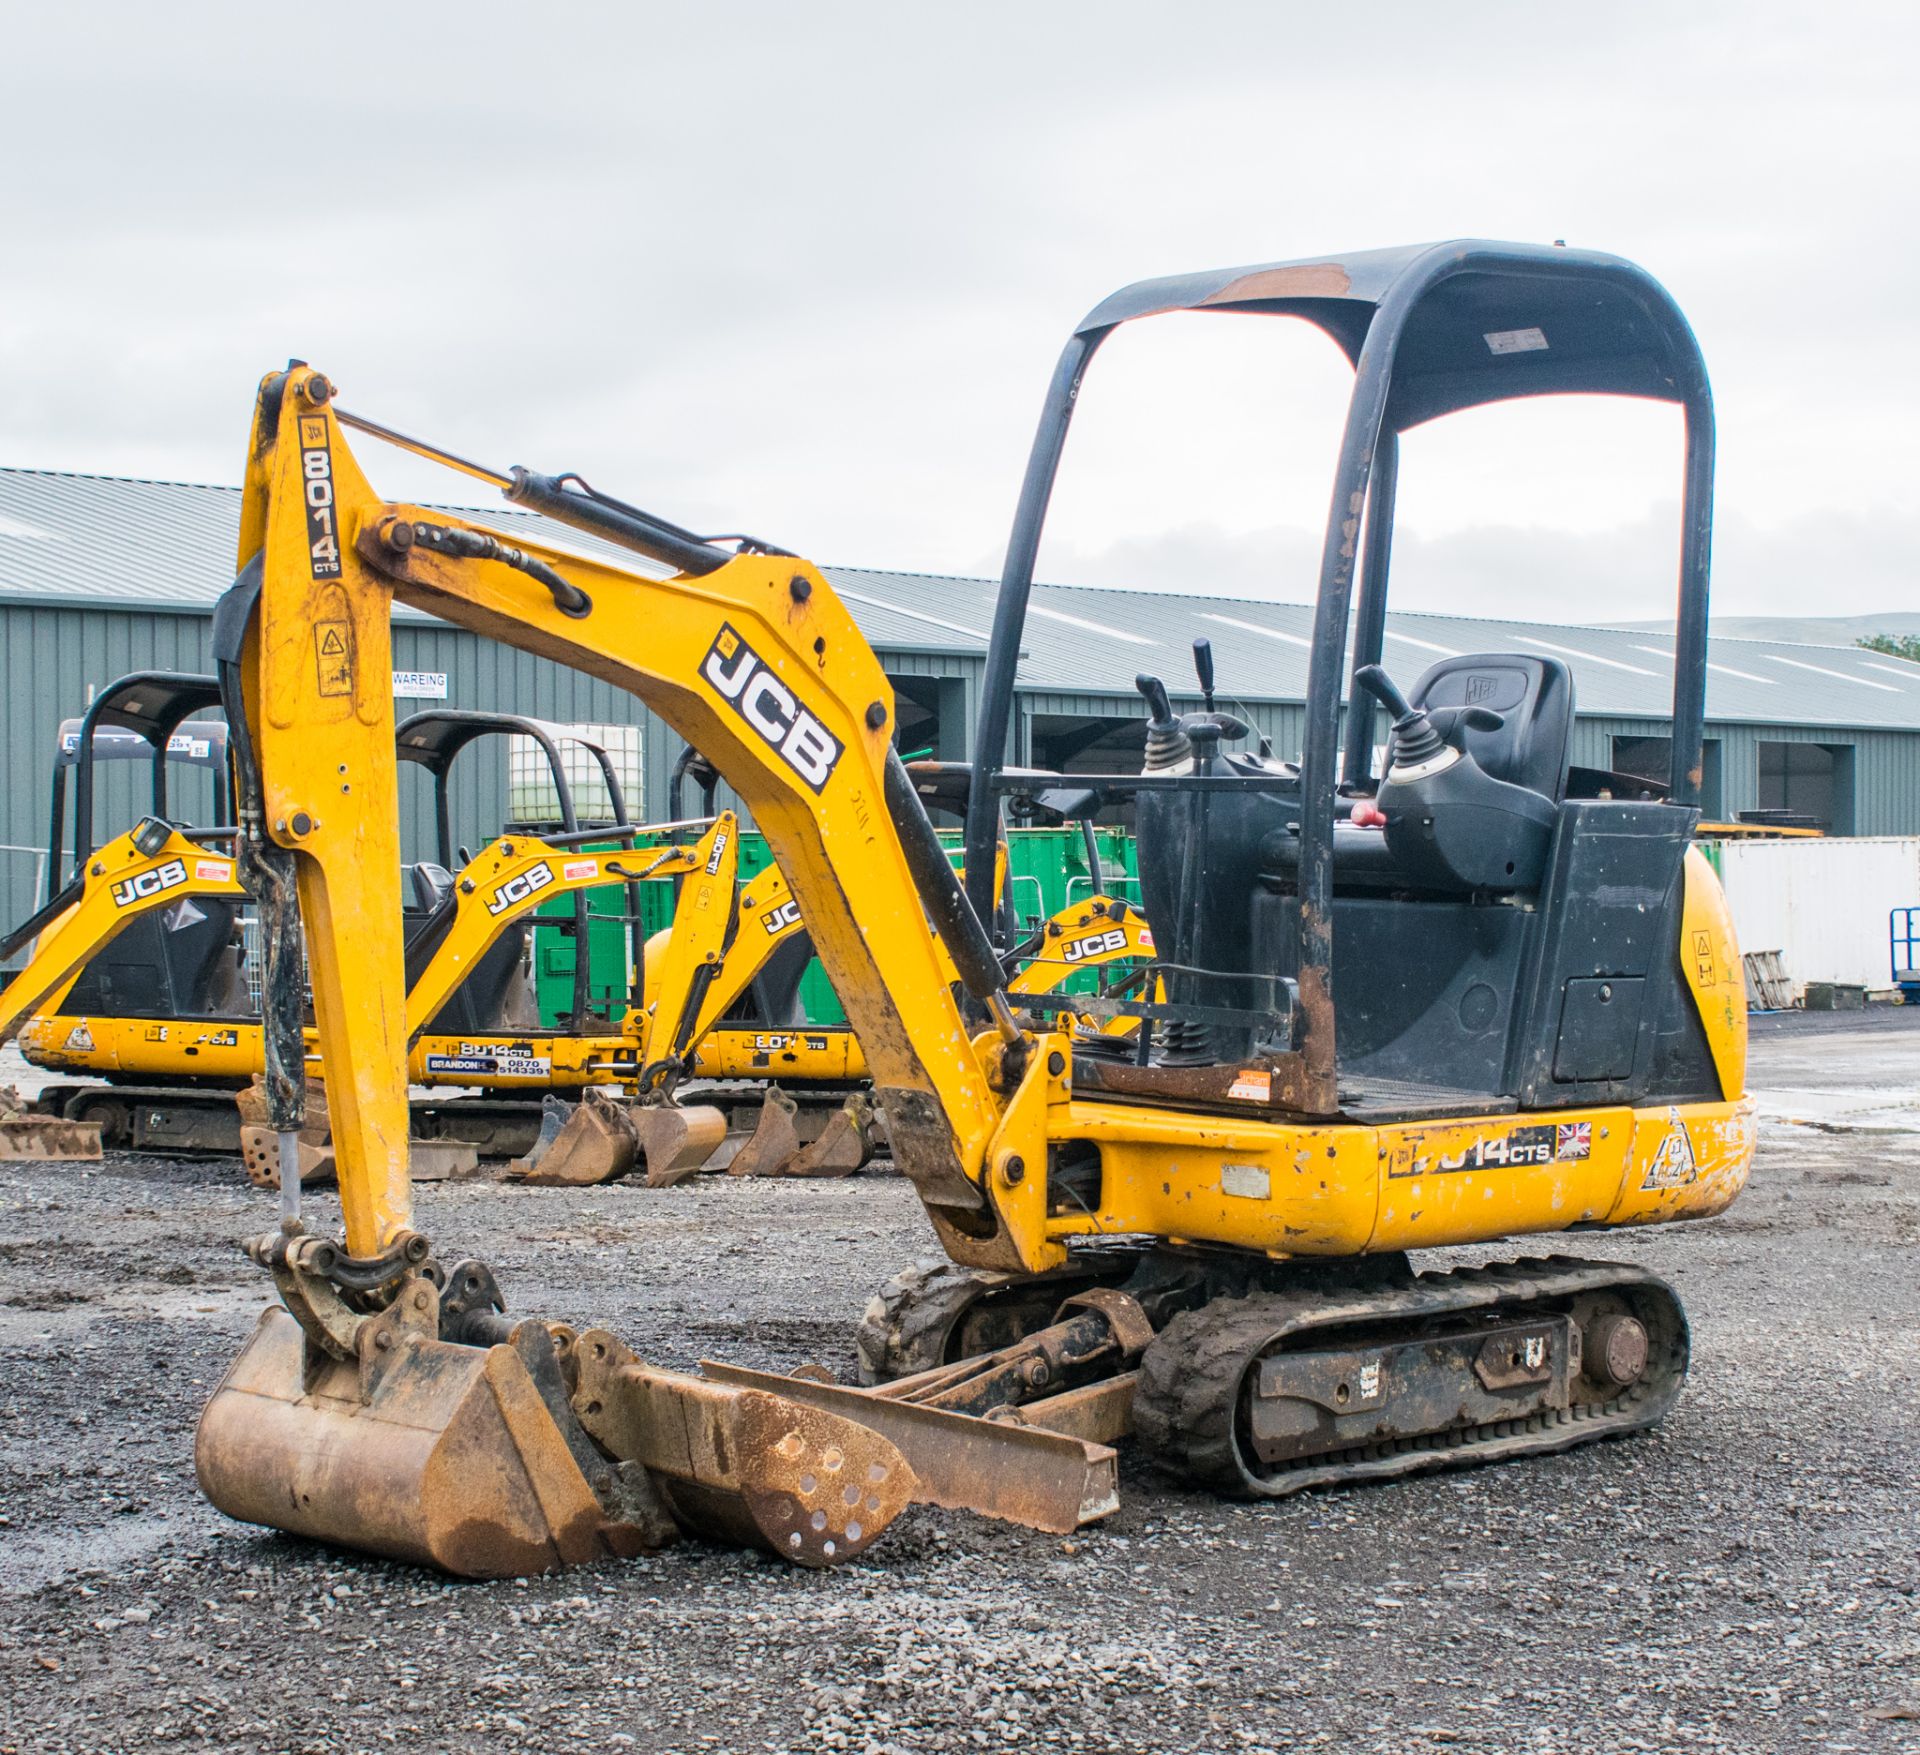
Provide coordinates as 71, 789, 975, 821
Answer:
1610, 734, 1723, 818
1756, 741, 1855, 834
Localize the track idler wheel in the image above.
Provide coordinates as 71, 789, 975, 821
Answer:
856, 1247, 1149, 1384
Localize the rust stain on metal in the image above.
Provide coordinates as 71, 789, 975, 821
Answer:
1199, 264, 1353, 305
1073, 1052, 1321, 1115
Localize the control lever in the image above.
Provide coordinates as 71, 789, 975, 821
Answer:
1355, 664, 1444, 767
1135, 672, 1175, 728
1192, 638, 1216, 712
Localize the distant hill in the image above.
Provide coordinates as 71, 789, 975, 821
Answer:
1609, 611, 1920, 650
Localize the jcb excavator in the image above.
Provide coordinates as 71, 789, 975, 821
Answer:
193, 239, 1752, 1579
5, 683, 1144, 1188
523, 793, 1156, 1185
5, 675, 737, 1162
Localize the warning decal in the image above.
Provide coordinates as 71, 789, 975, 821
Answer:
1641, 1110, 1699, 1190
314, 621, 352, 697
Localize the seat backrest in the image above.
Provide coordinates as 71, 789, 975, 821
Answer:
1410, 653, 1576, 802
407, 862, 456, 915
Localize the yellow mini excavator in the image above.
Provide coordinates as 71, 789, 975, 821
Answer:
522, 824, 1156, 1186
192, 240, 1753, 1579
4, 676, 747, 1165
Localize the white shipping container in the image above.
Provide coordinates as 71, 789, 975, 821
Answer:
1714, 837, 1920, 997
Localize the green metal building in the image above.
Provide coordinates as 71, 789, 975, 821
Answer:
4, 465, 1918, 940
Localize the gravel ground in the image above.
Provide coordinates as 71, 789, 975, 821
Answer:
2, 1015, 1917, 1754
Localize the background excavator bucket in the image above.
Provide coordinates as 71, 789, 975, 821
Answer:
515, 1088, 727, 1187
0, 1086, 100, 1162
726, 1090, 876, 1178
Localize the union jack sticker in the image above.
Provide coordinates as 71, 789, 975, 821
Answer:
1555, 1122, 1593, 1162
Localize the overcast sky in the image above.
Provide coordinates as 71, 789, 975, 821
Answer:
0, 2, 1911, 627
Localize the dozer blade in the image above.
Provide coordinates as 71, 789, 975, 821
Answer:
515, 1088, 634, 1186
573, 1330, 916, 1564
723, 1088, 804, 1178
0, 1114, 101, 1161
784, 1092, 878, 1178
242, 1125, 476, 1188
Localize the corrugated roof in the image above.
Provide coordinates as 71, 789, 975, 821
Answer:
3, 467, 1917, 731
819, 568, 1920, 731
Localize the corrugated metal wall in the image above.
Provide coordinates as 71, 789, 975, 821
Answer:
5, 599, 1916, 936
1571, 715, 1920, 834
0, 605, 986, 928
0, 605, 676, 927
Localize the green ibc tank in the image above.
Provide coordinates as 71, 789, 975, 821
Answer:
533, 826, 1139, 1030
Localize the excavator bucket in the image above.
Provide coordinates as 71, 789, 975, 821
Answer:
512, 1089, 632, 1185
787, 1092, 878, 1177
722, 1088, 804, 1177
197, 1277, 916, 1576
630, 1102, 728, 1187
0, 1087, 100, 1161
513, 1087, 727, 1188
726, 1090, 876, 1178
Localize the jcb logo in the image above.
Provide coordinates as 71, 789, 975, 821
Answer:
487, 862, 555, 915
1062, 928, 1128, 963
760, 899, 802, 935
702, 624, 844, 793
110, 859, 187, 909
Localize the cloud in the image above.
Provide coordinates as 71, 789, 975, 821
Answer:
1028, 499, 1920, 627
0, 1, 1910, 615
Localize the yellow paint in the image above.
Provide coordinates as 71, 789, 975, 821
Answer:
1680, 847, 1748, 1102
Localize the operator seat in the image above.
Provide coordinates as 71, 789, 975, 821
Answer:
1407, 653, 1575, 803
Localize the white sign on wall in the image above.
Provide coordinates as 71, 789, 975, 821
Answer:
393, 671, 449, 700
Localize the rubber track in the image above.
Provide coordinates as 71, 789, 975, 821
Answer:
855, 1260, 1012, 1385
1132, 1254, 1689, 1497
854, 1246, 1150, 1385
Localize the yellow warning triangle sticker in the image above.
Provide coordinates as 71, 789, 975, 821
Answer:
320, 628, 347, 655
